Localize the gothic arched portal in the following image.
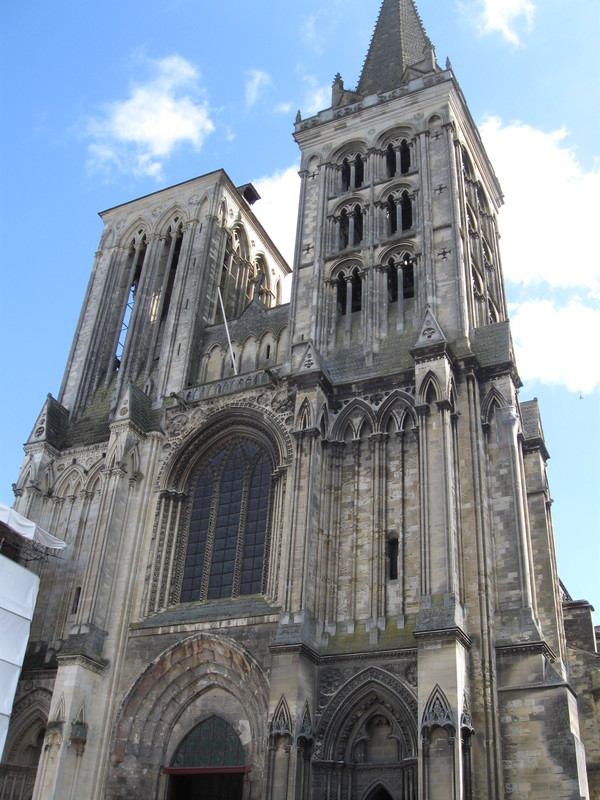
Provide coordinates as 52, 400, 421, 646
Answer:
166, 716, 247, 800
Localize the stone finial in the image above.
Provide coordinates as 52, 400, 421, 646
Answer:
332, 73, 345, 107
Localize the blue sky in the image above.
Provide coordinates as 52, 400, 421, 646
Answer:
1, 0, 598, 618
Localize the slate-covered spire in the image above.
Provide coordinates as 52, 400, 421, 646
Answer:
357, 0, 434, 96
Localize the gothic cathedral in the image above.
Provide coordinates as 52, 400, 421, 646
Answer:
3, 1, 598, 799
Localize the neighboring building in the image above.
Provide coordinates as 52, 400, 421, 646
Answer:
3, 1, 598, 798
0, 503, 65, 798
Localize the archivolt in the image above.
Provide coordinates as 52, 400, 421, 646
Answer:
111, 633, 269, 771
3, 688, 52, 763
161, 405, 293, 492
315, 667, 418, 762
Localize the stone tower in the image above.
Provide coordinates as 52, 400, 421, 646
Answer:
3, 1, 597, 799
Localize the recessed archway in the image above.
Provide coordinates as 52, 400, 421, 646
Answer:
365, 787, 393, 800
165, 715, 248, 800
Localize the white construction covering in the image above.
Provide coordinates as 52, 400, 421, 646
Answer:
0, 502, 66, 551
0, 503, 64, 759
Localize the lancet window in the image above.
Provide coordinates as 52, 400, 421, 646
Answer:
336, 267, 362, 315
180, 438, 272, 603
252, 254, 272, 307
386, 254, 414, 304
150, 220, 183, 364
400, 191, 413, 231
218, 226, 251, 320
386, 139, 411, 179
388, 536, 399, 580
114, 231, 148, 369
341, 154, 364, 192
338, 204, 364, 250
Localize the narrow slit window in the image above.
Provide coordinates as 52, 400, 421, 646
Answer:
401, 192, 413, 231
388, 538, 399, 580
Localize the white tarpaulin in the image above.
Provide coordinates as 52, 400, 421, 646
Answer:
0, 556, 40, 758
0, 501, 66, 551
0, 503, 64, 758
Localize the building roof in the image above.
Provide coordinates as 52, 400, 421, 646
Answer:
357, 0, 432, 96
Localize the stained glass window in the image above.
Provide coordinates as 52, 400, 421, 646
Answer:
171, 716, 245, 768
180, 439, 271, 603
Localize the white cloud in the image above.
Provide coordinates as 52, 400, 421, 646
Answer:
252, 166, 301, 274
274, 101, 294, 116
245, 69, 272, 107
301, 12, 326, 53
461, 0, 536, 45
510, 299, 600, 393
296, 68, 331, 116
480, 117, 600, 291
86, 55, 214, 179
480, 116, 600, 392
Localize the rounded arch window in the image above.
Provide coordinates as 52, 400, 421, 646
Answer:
181, 437, 273, 602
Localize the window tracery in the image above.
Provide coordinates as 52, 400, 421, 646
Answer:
180, 438, 272, 602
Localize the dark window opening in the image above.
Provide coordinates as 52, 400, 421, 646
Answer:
388, 538, 399, 580
354, 205, 363, 244
402, 254, 415, 298
386, 144, 396, 178
354, 154, 364, 188
160, 232, 182, 323
401, 192, 413, 231
340, 209, 350, 249
351, 268, 362, 313
337, 269, 362, 315
387, 259, 398, 303
337, 274, 347, 315
71, 586, 81, 615
400, 140, 410, 174
387, 195, 397, 235
341, 158, 351, 191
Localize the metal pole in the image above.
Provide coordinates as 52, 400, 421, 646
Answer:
217, 287, 238, 375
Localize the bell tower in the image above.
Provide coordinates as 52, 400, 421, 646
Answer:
280, 2, 590, 798
289, 0, 506, 372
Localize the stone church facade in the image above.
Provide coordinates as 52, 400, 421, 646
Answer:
3, 1, 598, 798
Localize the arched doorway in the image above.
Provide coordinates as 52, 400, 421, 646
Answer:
366, 789, 393, 800
164, 716, 248, 800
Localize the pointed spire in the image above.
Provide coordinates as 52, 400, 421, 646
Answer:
357, 0, 434, 96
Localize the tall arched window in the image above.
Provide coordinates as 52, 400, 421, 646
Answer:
218, 226, 251, 320
400, 191, 413, 231
386, 144, 396, 179
150, 221, 183, 364
341, 158, 350, 191
339, 209, 350, 249
387, 195, 398, 235
336, 268, 362, 315
354, 154, 364, 188
341, 154, 364, 191
115, 232, 147, 369
353, 204, 363, 244
400, 140, 410, 174
181, 439, 272, 602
